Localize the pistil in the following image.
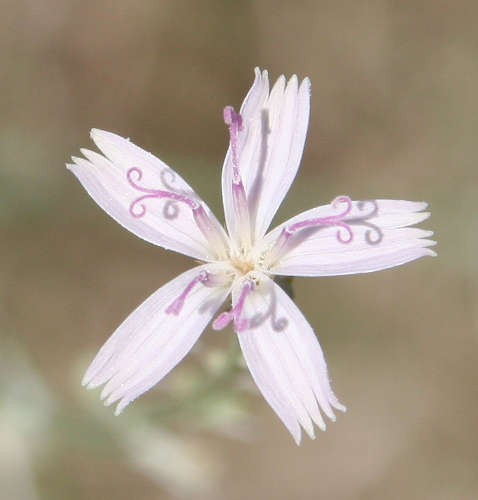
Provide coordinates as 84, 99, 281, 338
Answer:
268, 196, 354, 264
212, 280, 254, 332
166, 271, 209, 315
127, 167, 227, 257
128, 167, 199, 216
224, 106, 251, 248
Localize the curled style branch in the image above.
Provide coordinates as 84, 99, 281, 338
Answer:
269, 197, 386, 268
287, 195, 354, 244
127, 167, 157, 218
292, 197, 383, 246
127, 167, 198, 220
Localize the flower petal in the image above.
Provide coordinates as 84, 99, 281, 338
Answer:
265, 200, 436, 276
222, 68, 310, 244
236, 274, 344, 444
222, 68, 270, 244
82, 265, 230, 415
68, 129, 228, 261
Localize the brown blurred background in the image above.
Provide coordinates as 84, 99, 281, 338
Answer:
1, 1, 477, 499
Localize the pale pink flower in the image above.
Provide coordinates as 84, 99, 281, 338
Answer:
67, 68, 435, 444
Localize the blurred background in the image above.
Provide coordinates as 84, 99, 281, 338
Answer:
1, 1, 477, 499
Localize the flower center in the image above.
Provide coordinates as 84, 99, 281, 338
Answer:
230, 255, 255, 275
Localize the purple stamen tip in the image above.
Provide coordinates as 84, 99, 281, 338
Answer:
223, 105, 243, 130
212, 280, 253, 332
212, 311, 233, 330
223, 106, 243, 169
223, 106, 233, 125
165, 299, 183, 315
165, 271, 209, 316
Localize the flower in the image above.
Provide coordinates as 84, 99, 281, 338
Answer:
67, 68, 436, 444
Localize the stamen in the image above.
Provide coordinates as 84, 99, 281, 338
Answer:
269, 196, 354, 263
127, 167, 227, 256
223, 106, 251, 247
166, 271, 210, 315
212, 280, 253, 332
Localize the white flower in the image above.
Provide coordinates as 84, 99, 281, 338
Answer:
67, 68, 436, 444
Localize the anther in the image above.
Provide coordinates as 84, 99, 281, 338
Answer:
212, 280, 253, 332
